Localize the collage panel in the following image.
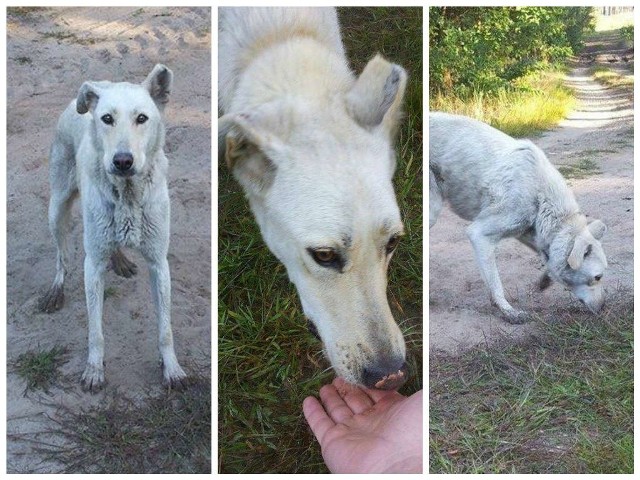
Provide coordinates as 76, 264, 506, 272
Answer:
6, 6, 211, 474
429, 5, 633, 474
218, 6, 423, 474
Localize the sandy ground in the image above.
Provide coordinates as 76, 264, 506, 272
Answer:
6, 7, 211, 473
429, 37, 634, 354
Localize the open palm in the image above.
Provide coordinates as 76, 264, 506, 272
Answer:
303, 377, 423, 473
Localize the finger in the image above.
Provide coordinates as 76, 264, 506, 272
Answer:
332, 377, 374, 414
334, 377, 405, 405
361, 386, 405, 404
318, 382, 356, 424
302, 396, 335, 445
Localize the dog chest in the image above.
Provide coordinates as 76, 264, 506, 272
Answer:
114, 203, 143, 247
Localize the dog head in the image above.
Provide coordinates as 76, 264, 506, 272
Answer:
547, 218, 608, 313
221, 55, 409, 390
75, 64, 172, 178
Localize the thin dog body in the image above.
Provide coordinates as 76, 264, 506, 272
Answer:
41, 65, 187, 391
219, 7, 409, 389
430, 112, 607, 323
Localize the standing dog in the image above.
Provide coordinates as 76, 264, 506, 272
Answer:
219, 8, 409, 389
40, 64, 187, 391
430, 112, 608, 323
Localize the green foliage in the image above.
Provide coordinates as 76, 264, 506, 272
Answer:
620, 25, 633, 41
429, 7, 595, 97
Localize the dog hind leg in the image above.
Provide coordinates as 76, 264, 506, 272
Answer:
40, 144, 79, 313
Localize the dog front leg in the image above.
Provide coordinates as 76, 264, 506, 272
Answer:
467, 222, 530, 324
81, 254, 107, 392
148, 257, 187, 389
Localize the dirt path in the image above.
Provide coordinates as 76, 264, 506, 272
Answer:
429, 33, 634, 354
6, 7, 211, 473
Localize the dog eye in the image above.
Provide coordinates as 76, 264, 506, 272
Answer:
386, 235, 401, 254
308, 248, 340, 267
136, 114, 148, 125
594, 274, 603, 282
101, 114, 114, 125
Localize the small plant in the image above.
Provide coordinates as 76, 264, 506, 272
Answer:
14, 345, 69, 393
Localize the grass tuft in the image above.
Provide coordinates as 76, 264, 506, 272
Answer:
13, 345, 69, 393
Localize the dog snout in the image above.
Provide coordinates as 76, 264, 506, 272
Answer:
573, 284, 605, 314
112, 152, 134, 174
363, 360, 408, 391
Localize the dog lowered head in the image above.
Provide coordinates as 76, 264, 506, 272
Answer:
221, 54, 410, 390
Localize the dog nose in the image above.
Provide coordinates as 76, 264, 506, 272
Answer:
363, 361, 408, 390
113, 152, 134, 172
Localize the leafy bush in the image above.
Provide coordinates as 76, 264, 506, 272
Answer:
429, 7, 595, 97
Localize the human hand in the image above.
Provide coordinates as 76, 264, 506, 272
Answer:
303, 377, 423, 473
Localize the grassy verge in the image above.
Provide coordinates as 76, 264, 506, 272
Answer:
429, 298, 633, 474
430, 69, 575, 137
218, 7, 423, 473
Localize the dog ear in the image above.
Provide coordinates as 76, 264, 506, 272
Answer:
219, 109, 287, 195
143, 64, 173, 110
76, 82, 100, 114
346, 54, 407, 138
588, 219, 607, 240
567, 234, 590, 270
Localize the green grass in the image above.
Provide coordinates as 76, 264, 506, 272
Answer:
13, 345, 69, 393
557, 149, 612, 179
218, 7, 423, 474
430, 69, 575, 137
429, 298, 633, 474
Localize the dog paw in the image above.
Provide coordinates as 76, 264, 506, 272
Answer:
110, 250, 138, 278
162, 363, 189, 391
503, 309, 532, 325
81, 364, 105, 393
39, 285, 65, 313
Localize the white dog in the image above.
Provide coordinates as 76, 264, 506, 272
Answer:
219, 8, 409, 389
430, 112, 608, 323
40, 64, 187, 391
